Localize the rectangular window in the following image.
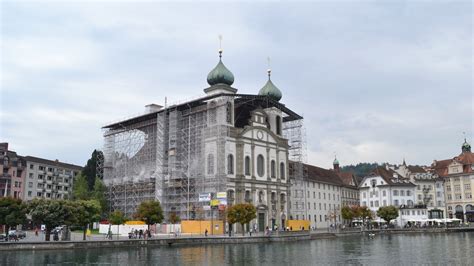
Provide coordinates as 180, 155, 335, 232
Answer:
28, 191, 32, 196
383, 200, 387, 206
394, 200, 399, 206
393, 190, 399, 196
29, 173, 34, 179
447, 194, 452, 200
400, 190, 405, 196
28, 182, 33, 188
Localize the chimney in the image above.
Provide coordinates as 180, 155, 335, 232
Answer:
145, 104, 163, 113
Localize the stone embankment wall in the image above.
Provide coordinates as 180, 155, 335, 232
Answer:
0, 232, 315, 251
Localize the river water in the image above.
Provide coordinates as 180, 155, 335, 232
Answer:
2, 232, 473, 265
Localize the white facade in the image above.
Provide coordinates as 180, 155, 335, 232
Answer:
359, 166, 416, 224
289, 164, 343, 229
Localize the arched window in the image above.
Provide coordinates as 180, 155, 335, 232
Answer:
207, 154, 214, 175
227, 154, 234, 174
276, 116, 281, 135
280, 162, 285, 179
271, 160, 276, 178
244, 156, 250, 176
257, 155, 265, 177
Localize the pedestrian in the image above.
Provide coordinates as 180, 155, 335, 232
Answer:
35, 227, 39, 237
205, 229, 208, 237
148, 229, 152, 238
135, 229, 139, 238
139, 229, 143, 239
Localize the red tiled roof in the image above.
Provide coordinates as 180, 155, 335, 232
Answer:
431, 152, 474, 176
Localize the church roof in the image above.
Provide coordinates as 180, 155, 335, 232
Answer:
258, 70, 282, 102
103, 93, 303, 130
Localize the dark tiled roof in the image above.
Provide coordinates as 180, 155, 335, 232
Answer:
367, 166, 415, 187
338, 171, 358, 187
407, 165, 426, 173
304, 163, 343, 186
22, 156, 83, 171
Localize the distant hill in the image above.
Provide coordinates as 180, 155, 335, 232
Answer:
341, 162, 379, 178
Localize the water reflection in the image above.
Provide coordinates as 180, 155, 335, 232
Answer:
2, 232, 473, 265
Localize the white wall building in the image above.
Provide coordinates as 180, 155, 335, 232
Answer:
359, 166, 420, 226
289, 163, 343, 229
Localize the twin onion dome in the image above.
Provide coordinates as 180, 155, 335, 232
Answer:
206, 50, 283, 101
258, 69, 282, 102
207, 50, 235, 86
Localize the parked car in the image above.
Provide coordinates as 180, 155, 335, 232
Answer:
8, 230, 26, 239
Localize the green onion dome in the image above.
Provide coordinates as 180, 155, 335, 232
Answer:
462, 138, 471, 153
207, 50, 234, 86
258, 69, 282, 101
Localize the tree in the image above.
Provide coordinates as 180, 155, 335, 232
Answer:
168, 212, 181, 224
377, 206, 399, 224
0, 197, 27, 241
109, 210, 128, 239
28, 199, 76, 241
359, 206, 373, 227
92, 178, 108, 217
82, 150, 103, 190
135, 200, 164, 231
341, 206, 354, 224
227, 203, 257, 236
73, 173, 90, 200
73, 200, 102, 240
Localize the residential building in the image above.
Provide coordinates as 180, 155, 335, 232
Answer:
392, 162, 445, 219
431, 139, 474, 222
22, 156, 82, 201
359, 166, 421, 226
333, 158, 360, 207
0, 143, 26, 199
289, 162, 343, 229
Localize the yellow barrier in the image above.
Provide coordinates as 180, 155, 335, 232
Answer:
125, 220, 146, 225
286, 220, 310, 231
181, 220, 224, 235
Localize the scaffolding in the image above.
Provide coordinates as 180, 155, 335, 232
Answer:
102, 92, 303, 220
155, 97, 231, 220
283, 118, 307, 219
102, 117, 157, 217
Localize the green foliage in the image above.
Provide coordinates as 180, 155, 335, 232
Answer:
28, 199, 76, 241
135, 200, 164, 226
227, 203, 257, 235
92, 178, 107, 216
73, 173, 90, 200
341, 206, 354, 221
73, 200, 102, 240
82, 150, 103, 190
109, 210, 128, 225
359, 206, 374, 221
341, 162, 379, 178
377, 206, 399, 223
0, 197, 27, 240
168, 212, 181, 224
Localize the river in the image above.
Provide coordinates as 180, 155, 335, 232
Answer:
2, 232, 473, 265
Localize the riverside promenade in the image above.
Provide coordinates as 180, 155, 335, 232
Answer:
2, 226, 474, 251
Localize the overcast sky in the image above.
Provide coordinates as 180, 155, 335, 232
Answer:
1, 1, 472, 168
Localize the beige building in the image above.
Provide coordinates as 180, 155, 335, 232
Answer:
22, 156, 82, 201
392, 162, 445, 219
431, 139, 474, 222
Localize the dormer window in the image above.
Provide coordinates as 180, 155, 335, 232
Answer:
371, 179, 376, 188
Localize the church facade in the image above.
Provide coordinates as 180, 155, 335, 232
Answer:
102, 49, 303, 233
